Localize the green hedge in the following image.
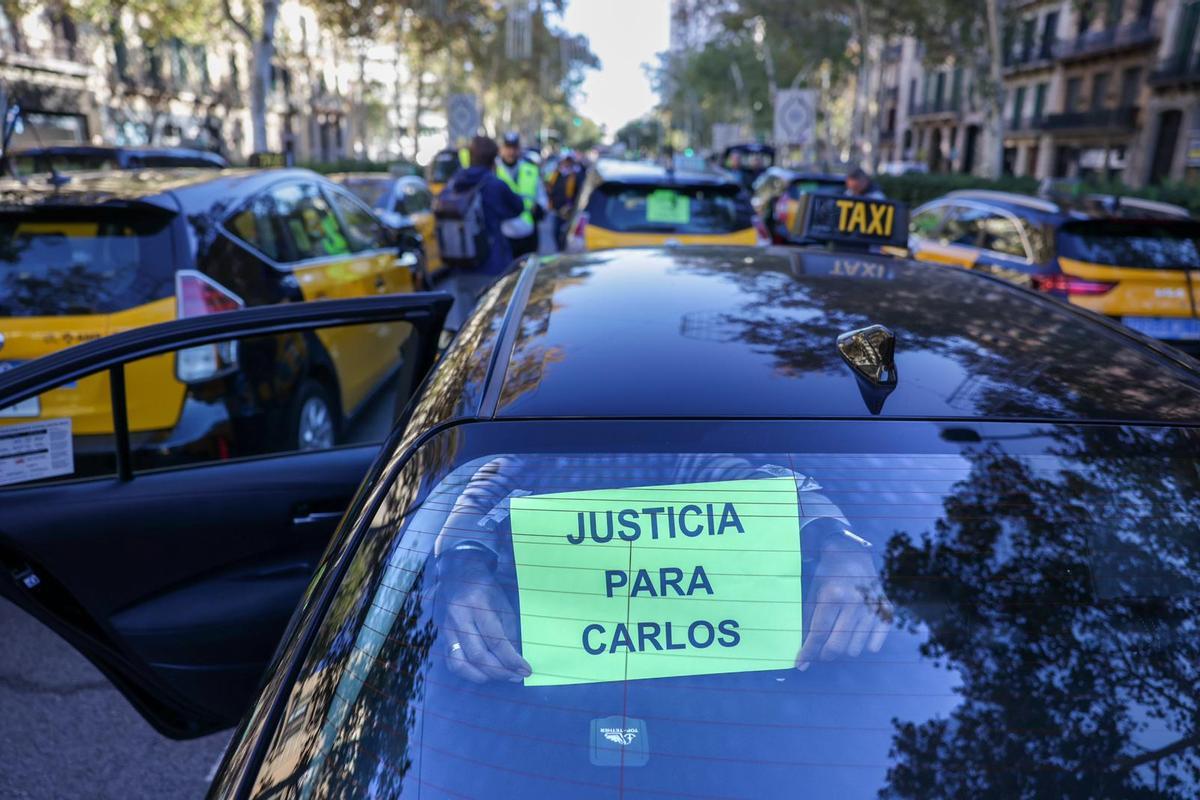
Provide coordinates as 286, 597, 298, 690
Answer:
877, 173, 1200, 215
876, 174, 1040, 208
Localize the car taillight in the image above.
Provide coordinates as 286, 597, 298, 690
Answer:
566, 213, 588, 254
175, 270, 244, 383
752, 215, 771, 247
1031, 273, 1117, 297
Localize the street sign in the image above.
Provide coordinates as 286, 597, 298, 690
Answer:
447, 93, 480, 144
773, 89, 818, 146
711, 123, 749, 154
1187, 134, 1200, 168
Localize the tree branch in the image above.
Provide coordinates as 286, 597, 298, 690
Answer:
221, 0, 252, 43
1117, 734, 1200, 772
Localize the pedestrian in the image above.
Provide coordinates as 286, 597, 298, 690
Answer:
845, 167, 886, 200
547, 152, 583, 249
437, 135, 524, 331
496, 132, 546, 259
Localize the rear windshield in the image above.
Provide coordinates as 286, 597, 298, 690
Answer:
430, 153, 461, 184
1057, 220, 1200, 269
250, 420, 1200, 799
339, 178, 391, 208
587, 183, 753, 234
9, 153, 118, 176
786, 179, 844, 199
0, 209, 176, 316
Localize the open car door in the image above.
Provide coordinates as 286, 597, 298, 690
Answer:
0, 293, 449, 739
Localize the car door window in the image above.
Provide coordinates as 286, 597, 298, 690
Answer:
0, 316, 440, 488
327, 188, 387, 253
978, 214, 1029, 259
269, 183, 351, 261
941, 205, 990, 247
226, 195, 284, 261
910, 205, 949, 238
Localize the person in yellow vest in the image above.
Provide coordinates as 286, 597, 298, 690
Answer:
495, 132, 546, 258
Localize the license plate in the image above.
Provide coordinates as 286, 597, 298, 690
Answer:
0, 361, 40, 418
1122, 316, 1200, 341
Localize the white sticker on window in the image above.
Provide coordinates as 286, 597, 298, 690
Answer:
0, 418, 74, 487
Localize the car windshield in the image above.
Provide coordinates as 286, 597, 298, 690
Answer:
1057, 220, 1200, 270
786, 179, 844, 198
250, 419, 1200, 799
0, 209, 176, 316
339, 178, 391, 208
588, 184, 752, 234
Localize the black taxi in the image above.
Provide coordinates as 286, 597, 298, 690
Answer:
2, 195, 1200, 798
0, 168, 426, 469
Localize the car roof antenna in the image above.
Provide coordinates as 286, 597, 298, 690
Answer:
837, 324, 899, 416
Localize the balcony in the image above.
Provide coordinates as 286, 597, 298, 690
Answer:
1041, 106, 1139, 133
1149, 53, 1200, 90
1003, 46, 1056, 75
910, 98, 962, 120
1055, 18, 1159, 62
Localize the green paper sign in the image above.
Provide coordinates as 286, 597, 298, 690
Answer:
644, 189, 692, 225
510, 477, 803, 687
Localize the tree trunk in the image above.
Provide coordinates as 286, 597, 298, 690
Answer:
250, 0, 280, 154
0, 2, 26, 53
984, 0, 1006, 178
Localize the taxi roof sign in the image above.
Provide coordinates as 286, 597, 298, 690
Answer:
790, 193, 909, 251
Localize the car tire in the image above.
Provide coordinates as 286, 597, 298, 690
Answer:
290, 379, 338, 452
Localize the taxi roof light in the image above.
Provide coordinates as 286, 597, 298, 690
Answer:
789, 193, 909, 253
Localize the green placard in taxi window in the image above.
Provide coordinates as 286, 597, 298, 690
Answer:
510, 477, 803, 687
645, 189, 691, 225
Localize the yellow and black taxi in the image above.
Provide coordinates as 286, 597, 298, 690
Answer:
5, 194, 1200, 797
564, 158, 764, 252
909, 189, 1200, 354
0, 167, 426, 466
751, 167, 846, 244
332, 172, 445, 280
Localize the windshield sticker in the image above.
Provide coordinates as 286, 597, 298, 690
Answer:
0, 418, 74, 487
510, 477, 802, 686
644, 189, 691, 225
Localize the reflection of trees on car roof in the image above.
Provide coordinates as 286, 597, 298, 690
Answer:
659, 253, 1200, 420
880, 425, 1200, 797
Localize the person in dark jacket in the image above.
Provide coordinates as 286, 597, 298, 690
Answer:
844, 167, 886, 200
443, 136, 525, 330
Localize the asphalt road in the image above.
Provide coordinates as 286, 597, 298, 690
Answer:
0, 597, 230, 799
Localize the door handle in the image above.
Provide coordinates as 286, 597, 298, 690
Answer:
374, 274, 387, 291
292, 511, 344, 526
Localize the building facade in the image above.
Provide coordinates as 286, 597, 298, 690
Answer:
0, 1, 368, 164
874, 0, 1200, 187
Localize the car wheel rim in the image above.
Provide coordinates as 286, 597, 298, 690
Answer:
298, 396, 334, 450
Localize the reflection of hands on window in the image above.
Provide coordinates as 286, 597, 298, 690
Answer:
795, 543, 893, 671
440, 550, 531, 684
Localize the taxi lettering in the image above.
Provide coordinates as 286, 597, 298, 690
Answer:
582, 619, 741, 655
832, 259, 886, 279
566, 503, 745, 544
835, 199, 895, 237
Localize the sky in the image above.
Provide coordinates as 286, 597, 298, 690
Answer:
561, 0, 670, 134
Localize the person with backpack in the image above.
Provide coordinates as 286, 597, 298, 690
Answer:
434, 135, 524, 331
